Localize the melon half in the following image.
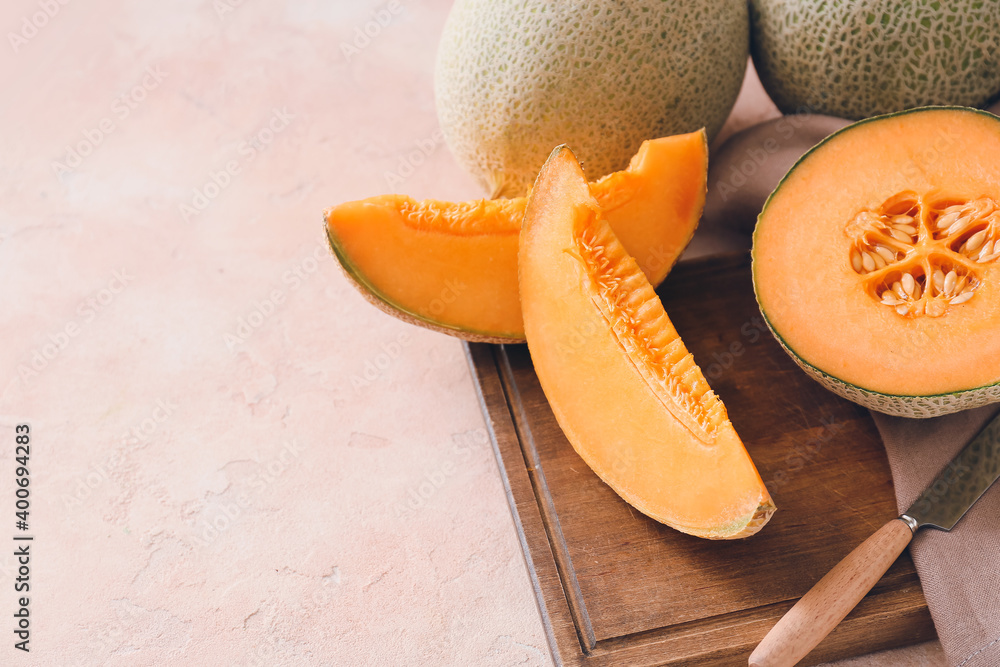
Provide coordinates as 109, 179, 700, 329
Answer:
753, 107, 1000, 417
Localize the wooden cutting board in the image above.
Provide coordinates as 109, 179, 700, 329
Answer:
464, 253, 935, 666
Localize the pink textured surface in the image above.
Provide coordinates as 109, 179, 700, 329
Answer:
0, 0, 945, 664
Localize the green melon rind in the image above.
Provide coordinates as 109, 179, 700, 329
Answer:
764, 320, 1000, 419
751, 106, 1000, 418
749, 0, 1000, 120
435, 0, 749, 198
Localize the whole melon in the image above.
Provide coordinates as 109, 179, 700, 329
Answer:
750, 0, 1000, 120
435, 0, 749, 198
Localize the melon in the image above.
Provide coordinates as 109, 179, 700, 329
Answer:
435, 0, 748, 197
749, 0, 1000, 120
520, 145, 774, 539
327, 131, 708, 343
753, 107, 1000, 418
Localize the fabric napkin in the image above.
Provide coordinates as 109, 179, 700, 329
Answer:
872, 407, 1000, 667
701, 102, 1000, 667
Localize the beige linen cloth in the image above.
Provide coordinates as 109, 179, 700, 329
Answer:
872, 407, 1000, 667
700, 103, 1000, 667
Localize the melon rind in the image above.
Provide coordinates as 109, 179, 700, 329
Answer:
435, 0, 748, 197
764, 320, 1000, 419
752, 106, 1000, 418
749, 0, 1000, 120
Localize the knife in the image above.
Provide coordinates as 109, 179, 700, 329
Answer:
749, 410, 1000, 667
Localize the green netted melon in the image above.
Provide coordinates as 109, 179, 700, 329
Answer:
749, 0, 1000, 120
435, 0, 749, 198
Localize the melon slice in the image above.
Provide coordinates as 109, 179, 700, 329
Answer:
326, 131, 708, 343
519, 145, 774, 539
753, 106, 1000, 417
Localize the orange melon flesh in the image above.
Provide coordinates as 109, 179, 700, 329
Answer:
753, 108, 1000, 398
326, 131, 708, 343
519, 145, 774, 539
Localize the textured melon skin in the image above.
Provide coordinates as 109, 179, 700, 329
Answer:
749, 0, 1000, 120
435, 0, 748, 197
752, 106, 1000, 418
764, 320, 1000, 418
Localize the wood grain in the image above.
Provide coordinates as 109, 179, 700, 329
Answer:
464, 253, 936, 666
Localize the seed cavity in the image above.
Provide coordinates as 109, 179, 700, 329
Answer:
577, 224, 724, 439
847, 193, 998, 317
398, 197, 525, 234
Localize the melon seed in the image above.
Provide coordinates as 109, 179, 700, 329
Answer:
851, 249, 863, 273
965, 229, 988, 253
954, 274, 969, 295
948, 216, 975, 237
873, 245, 895, 262
881, 291, 901, 306
944, 270, 957, 295
937, 212, 960, 229
933, 269, 946, 293
902, 273, 915, 297
890, 228, 912, 243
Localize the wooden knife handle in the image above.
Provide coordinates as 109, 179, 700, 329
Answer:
748, 518, 915, 667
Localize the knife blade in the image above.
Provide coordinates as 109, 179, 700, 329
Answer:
902, 411, 1000, 531
749, 408, 1000, 667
